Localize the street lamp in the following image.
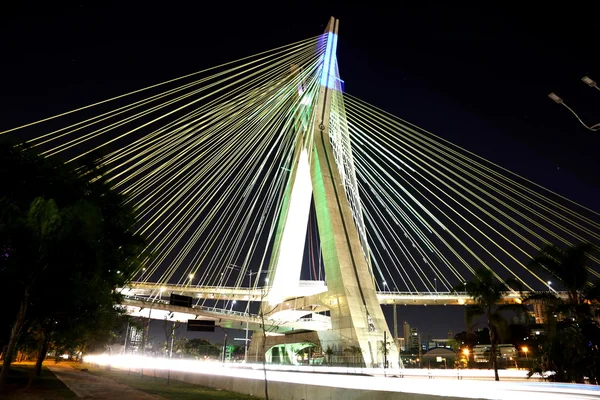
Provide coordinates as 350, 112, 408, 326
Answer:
244, 269, 259, 363
462, 348, 470, 366
547, 281, 552, 291
382, 281, 387, 292
548, 76, 600, 131
522, 346, 529, 360
582, 76, 599, 90
227, 266, 268, 363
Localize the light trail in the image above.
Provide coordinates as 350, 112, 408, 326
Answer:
85, 355, 600, 399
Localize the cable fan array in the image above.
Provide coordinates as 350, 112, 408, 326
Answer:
2, 35, 327, 297
343, 93, 600, 293
3, 30, 600, 301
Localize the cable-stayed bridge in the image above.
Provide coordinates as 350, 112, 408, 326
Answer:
2, 17, 599, 368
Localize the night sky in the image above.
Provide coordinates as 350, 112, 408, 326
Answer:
2, 2, 599, 340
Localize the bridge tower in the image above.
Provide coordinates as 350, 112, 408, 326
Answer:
264, 17, 401, 368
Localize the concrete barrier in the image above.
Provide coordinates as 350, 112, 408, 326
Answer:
131, 367, 483, 400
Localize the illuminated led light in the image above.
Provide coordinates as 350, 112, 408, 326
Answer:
548, 92, 563, 104
319, 32, 339, 89
582, 76, 597, 87
268, 149, 313, 305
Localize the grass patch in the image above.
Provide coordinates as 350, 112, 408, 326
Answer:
0, 363, 77, 399
79, 363, 259, 400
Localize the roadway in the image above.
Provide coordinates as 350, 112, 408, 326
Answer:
85, 355, 600, 400
120, 281, 566, 306
118, 281, 566, 332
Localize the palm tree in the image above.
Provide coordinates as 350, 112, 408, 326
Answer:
526, 243, 600, 383
344, 345, 362, 367
456, 268, 525, 381
324, 346, 334, 366
379, 340, 391, 368
529, 243, 598, 321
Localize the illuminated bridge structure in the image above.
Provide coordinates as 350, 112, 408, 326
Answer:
119, 281, 568, 333
4, 17, 600, 370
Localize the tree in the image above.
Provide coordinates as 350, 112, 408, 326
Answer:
447, 338, 466, 368
0, 197, 61, 381
324, 345, 334, 366
529, 243, 598, 321
455, 269, 525, 381
379, 340, 391, 368
0, 141, 145, 383
526, 243, 600, 383
344, 345, 363, 367
163, 319, 182, 358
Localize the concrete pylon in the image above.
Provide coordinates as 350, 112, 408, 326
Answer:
265, 17, 401, 368
308, 17, 400, 368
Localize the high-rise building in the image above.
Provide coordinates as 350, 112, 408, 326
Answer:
396, 337, 405, 352
403, 321, 411, 351
532, 302, 546, 324
410, 327, 420, 351
403, 322, 420, 352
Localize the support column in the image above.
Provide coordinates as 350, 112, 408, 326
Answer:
309, 17, 400, 368
267, 134, 313, 305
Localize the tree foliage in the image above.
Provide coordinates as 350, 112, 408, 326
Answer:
454, 268, 526, 381
526, 243, 600, 383
0, 140, 145, 383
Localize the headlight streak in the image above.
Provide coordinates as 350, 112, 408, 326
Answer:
85, 355, 600, 400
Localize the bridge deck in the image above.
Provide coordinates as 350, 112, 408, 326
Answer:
121, 282, 564, 306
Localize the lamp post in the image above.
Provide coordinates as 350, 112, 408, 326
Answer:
522, 346, 528, 360
244, 269, 259, 363
462, 348, 470, 367
547, 281, 552, 292
548, 76, 600, 131
383, 281, 387, 292
227, 265, 266, 363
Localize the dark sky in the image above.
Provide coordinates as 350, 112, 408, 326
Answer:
2, 2, 599, 339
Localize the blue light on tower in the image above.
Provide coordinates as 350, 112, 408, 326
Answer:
320, 32, 339, 89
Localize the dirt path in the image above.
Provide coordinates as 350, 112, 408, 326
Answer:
47, 363, 166, 399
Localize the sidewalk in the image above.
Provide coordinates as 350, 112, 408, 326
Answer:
47, 363, 165, 399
